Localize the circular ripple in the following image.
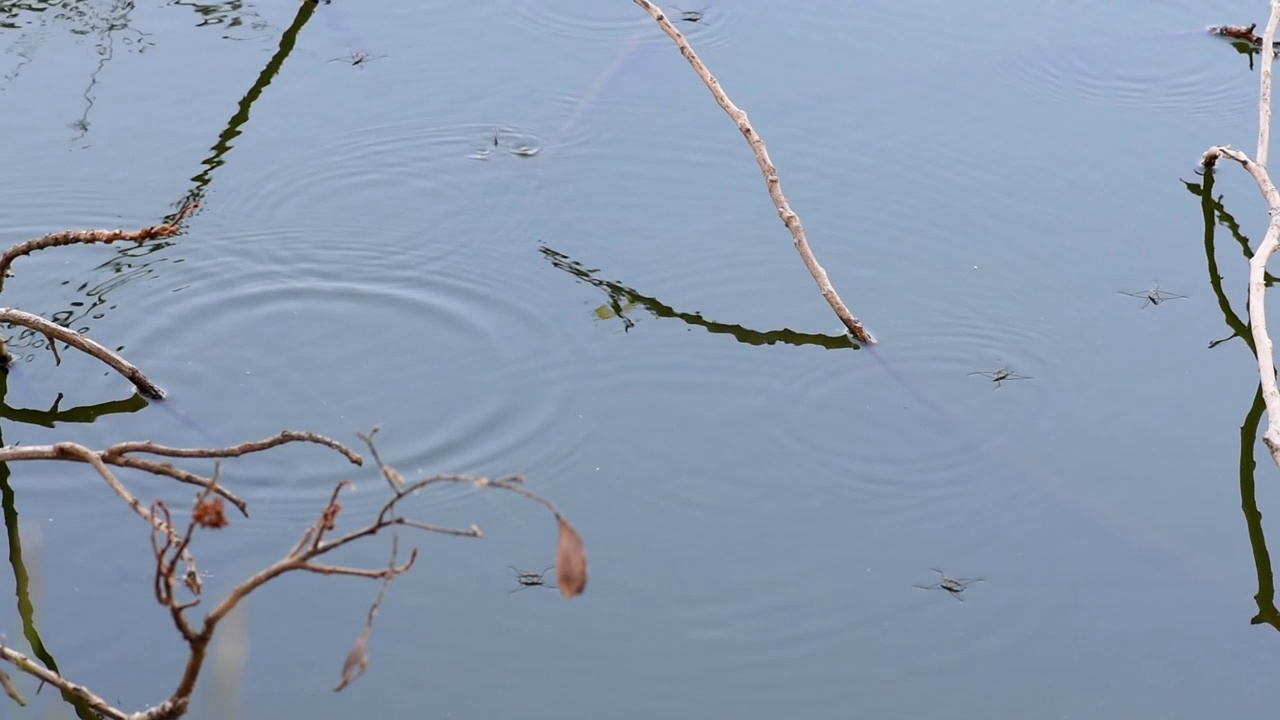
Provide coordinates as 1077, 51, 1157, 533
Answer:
213, 119, 582, 247
120, 225, 589, 527
507, 1, 737, 49
996, 0, 1255, 119
0, 172, 150, 244
767, 287, 1066, 522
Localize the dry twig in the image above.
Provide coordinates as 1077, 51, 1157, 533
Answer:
1202, 1, 1280, 466
0, 420, 583, 718
628, 0, 876, 345
0, 203, 197, 292
0, 645, 122, 718
0, 308, 164, 397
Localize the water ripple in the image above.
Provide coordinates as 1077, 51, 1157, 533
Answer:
122, 225, 589, 527
995, 0, 1255, 119
0, 173, 150, 244
765, 295, 1063, 524
506, 1, 737, 50
211, 118, 586, 248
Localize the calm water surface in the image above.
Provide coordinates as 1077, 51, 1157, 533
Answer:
1, 0, 1278, 717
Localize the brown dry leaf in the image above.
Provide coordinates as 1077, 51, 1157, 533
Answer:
333, 627, 370, 692
320, 501, 343, 532
555, 516, 588, 598
0, 667, 25, 706
192, 497, 228, 529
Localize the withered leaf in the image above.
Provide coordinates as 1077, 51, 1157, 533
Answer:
0, 667, 25, 706
333, 627, 370, 692
192, 497, 228, 529
555, 516, 588, 598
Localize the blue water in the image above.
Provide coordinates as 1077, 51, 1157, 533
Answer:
1, 1, 1279, 718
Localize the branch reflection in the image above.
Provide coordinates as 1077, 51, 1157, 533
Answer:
1188, 168, 1280, 632
0, 367, 146, 719
540, 245, 855, 350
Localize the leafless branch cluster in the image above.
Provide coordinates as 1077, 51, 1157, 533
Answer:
0, 422, 588, 719
0, 211, 588, 718
1202, 1, 1280, 467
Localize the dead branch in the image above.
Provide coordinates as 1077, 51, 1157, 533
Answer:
0, 203, 197, 293
335, 510, 410, 692
0, 425, 583, 718
0, 431, 362, 520
1211, 23, 1267, 47
0, 644, 126, 720
629, 0, 876, 345
101, 430, 364, 466
0, 308, 164, 398
164, 428, 581, 713
1202, 1, 1280, 467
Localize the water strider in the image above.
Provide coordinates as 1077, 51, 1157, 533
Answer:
914, 568, 984, 601
968, 366, 1032, 388
327, 49, 385, 68
1118, 281, 1186, 309
507, 565, 556, 594
670, 6, 708, 23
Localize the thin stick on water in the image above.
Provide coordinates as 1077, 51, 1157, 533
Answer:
629, 1, 876, 345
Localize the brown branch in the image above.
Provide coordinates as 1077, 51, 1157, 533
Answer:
0, 442, 248, 515
0, 203, 197, 292
3, 426, 584, 718
396, 518, 483, 537
1202, 1, 1280, 468
0, 308, 164, 398
629, 0, 876, 345
0, 645, 129, 720
109, 455, 249, 515
1211, 23, 1268, 47
102, 430, 363, 466
333, 537, 415, 691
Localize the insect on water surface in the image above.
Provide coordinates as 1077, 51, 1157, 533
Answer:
914, 568, 984, 602
1118, 281, 1187, 309
507, 565, 557, 594
967, 367, 1032, 389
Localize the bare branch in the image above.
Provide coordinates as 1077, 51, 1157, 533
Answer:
109, 455, 249, 516
0, 442, 248, 515
1261, 6, 1280, 165
102, 430, 363, 466
1, 425, 585, 716
356, 426, 405, 490
0, 203, 197, 292
0, 645, 129, 720
1201, 1, 1280, 467
395, 518, 483, 537
629, 0, 876, 345
335, 513, 416, 691
0, 308, 164, 398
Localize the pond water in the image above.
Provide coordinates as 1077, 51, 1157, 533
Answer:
2, 0, 1279, 717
